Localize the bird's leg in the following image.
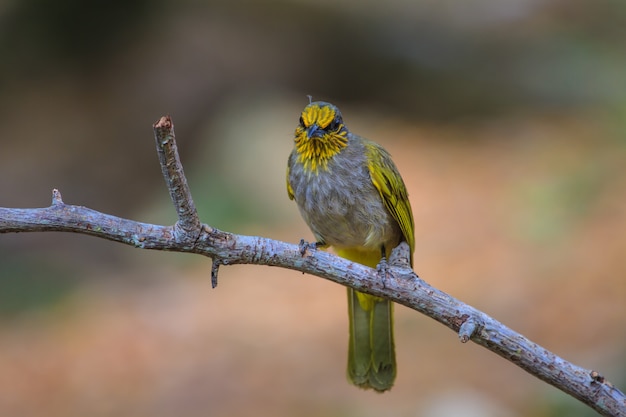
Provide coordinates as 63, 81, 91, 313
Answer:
376, 245, 391, 288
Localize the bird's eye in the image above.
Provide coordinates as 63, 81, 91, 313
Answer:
299, 116, 305, 126
327, 118, 340, 132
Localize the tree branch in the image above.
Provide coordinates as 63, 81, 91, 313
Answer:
0, 117, 624, 417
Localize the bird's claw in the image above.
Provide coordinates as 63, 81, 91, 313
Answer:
298, 239, 319, 256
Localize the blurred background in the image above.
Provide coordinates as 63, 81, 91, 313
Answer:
0, 0, 625, 416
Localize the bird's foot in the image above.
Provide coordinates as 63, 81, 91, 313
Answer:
298, 239, 322, 256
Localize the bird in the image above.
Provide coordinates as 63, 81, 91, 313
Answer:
286, 100, 415, 392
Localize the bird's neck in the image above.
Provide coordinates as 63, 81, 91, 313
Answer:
294, 132, 348, 173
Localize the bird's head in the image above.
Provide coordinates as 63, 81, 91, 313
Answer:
294, 101, 349, 172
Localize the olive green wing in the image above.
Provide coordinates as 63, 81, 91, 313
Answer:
286, 157, 295, 200
365, 141, 415, 265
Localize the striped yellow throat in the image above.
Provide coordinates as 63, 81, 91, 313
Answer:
286, 101, 415, 392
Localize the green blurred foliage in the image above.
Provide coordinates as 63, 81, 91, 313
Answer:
0, 254, 78, 315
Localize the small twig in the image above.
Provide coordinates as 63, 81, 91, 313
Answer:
52, 188, 64, 205
458, 316, 478, 343
153, 116, 201, 237
0, 116, 624, 417
211, 259, 221, 288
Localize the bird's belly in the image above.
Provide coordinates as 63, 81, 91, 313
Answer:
297, 185, 399, 250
